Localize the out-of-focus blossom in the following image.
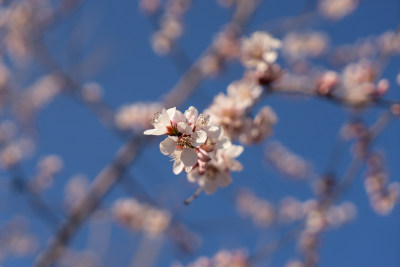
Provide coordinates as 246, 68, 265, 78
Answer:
316, 71, 339, 95
187, 144, 243, 194
175, 249, 248, 267
149, 0, 191, 55
286, 260, 305, 267
364, 153, 400, 215
278, 197, 304, 223
236, 189, 275, 227
265, 142, 312, 179
319, 0, 358, 20
205, 92, 249, 140
0, 138, 34, 169
319, 60, 389, 106
81, 82, 103, 103
139, 0, 161, 14
303, 200, 356, 233
241, 31, 281, 70
116, 102, 162, 130
337, 60, 377, 105
32, 154, 63, 191
206, 77, 277, 143
0, 217, 38, 260
283, 32, 329, 60
213, 28, 240, 60
217, 0, 236, 8
239, 106, 277, 145
113, 198, 171, 237
378, 30, 400, 55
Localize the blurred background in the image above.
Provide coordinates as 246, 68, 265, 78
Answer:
0, 0, 399, 266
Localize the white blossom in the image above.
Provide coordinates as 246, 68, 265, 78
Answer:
241, 31, 281, 70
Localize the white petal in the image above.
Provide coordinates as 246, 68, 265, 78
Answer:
173, 160, 184, 175
173, 110, 186, 123
185, 106, 198, 124
177, 122, 192, 135
229, 159, 243, 171
160, 137, 177, 155
215, 137, 231, 150
226, 145, 244, 158
217, 171, 232, 187
159, 108, 171, 125
187, 171, 200, 183
192, 130, 207, 147
144, 127, 166, 136
202, 180, 218, 195
207, 125, 221, 138
180, 148, 198, 167
166, 107, 177, 120
185, 166, 193, 172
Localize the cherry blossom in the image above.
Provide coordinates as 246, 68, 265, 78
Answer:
241, 31, 282, 70
187, 143, 243, 194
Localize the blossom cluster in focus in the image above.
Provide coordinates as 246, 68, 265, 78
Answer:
144, 106, 243, 194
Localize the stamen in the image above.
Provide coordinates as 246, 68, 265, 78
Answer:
151, 112, 161, 126
168, 153, 177, 162
197, 114, 209, 126
177, 136, 193, 148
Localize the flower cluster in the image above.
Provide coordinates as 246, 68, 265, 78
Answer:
144, 106, 243, 194
316, 60, 390, 106
364, 153, 400, 215
148, 0, 191, 55
113, 198, 172, 237
241, 31, 281, 71
236, 189, 275, 228
172, 249, 248, 267
265, 142, 312, 180
205, 77, 277, 144
319, 0, 359, 20
282, 31, 329, 61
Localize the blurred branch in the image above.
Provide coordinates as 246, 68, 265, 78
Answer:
10, 165, 61, 231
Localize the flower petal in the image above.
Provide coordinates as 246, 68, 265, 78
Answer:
185, 106, 198, 124
192, 130, 207, 147
202, 180, 218, 195
173, 160, 184, 175
144, 127, 166, 136
173, 110, 186, 123
226, 145, 244, 158
166, 107, 177, 120
229, 159, 243, 171
187, 170, 200, 182
180, 148, 198, 167
177, 122, 192, 135
160, 137, 177, 155
217, 171, 232, 187
159, 108, 171, 125
207, 125, 221, 138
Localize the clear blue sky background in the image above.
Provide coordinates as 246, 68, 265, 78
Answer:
1, 0, 400, 266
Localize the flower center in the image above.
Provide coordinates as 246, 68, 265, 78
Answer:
197, 114, 209, 127
177, 136, 193, 148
